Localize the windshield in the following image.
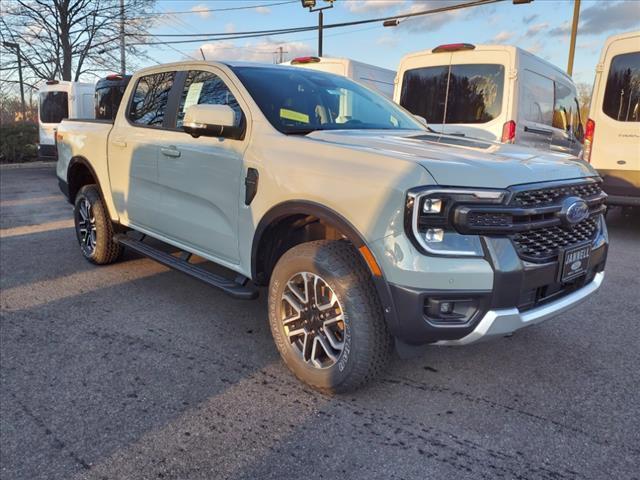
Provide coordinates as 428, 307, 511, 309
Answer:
232, 66, 424, 134
39, 91, 69, 123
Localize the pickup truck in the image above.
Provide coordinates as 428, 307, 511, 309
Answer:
56, 61, 608, 392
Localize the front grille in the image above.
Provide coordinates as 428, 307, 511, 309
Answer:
511, 182, 602, 207
511, 217, 599, 262
467, 211, 512, 227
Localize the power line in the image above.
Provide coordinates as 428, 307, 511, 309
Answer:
137, 0, 297, 17
128, 0, 503, 46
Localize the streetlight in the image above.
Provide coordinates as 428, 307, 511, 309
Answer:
3, 41, 26, 122
300, 0, 334, 57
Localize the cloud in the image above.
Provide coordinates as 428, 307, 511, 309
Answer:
525, 22, 548, 37
198, 39, 314, 63
191, 4, 211, 19
343, 0, 405, 13
579, 0, 640, 35
524, 41, 544, 55
522, 14, 538, 25
398, 0, 470, 33
255, 6, 271, 15
490, 31, 515, 44
376, 35, 399, 48
549, 21, 571, 37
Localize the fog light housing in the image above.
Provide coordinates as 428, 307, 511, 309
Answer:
424, 298, 479, 325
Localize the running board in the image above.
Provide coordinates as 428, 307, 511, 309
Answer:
114, 234, 258, 300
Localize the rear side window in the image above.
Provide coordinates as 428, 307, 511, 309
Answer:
553, 82, 581, 137
603, 51, 639, 122
521, 70, 554, 126
400, 64, 504, 124
175, 70, 242, 128
39, 91, 69, 123
128, 71, 175, 127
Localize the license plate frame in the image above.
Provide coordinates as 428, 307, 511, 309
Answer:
559, 242, 591, 283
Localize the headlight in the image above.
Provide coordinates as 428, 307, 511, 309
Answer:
406, 187, 507, 256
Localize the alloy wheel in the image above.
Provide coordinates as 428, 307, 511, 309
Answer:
280, 272, 346, 369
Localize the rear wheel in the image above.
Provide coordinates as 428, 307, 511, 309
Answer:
74, 184, 121, 265
268, 240, 392, 393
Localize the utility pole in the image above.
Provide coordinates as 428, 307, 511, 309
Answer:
300, 1, 333, 57
3, 41, 26, 122
567, 0, 580, 76
276, 46, 288, 63
318, 10, 323, 57
119, 0, 126, 75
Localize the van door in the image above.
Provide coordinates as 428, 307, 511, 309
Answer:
519, 69, 554, 150
550, 81, 582, 156
590, 39, 640, 199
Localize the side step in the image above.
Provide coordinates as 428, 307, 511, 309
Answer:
114, 234, 258, 300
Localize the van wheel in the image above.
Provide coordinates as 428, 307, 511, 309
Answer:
73, 184, 121, 265
268, 240, 392, 393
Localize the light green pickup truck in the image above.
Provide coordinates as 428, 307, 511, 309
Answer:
56, 61, 608, 392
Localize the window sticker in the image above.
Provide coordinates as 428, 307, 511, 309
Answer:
183, 82, 204, 111
280, 108, 309, 123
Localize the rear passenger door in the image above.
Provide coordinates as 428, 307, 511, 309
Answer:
153, 68, 248, 265
109, 70, 177, 230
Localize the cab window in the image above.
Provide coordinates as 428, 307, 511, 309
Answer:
176, 70, 242, 129
128, 71, 176, 127
603, 51, 640, 122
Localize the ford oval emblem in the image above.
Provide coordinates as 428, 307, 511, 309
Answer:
560, 196, 590, 225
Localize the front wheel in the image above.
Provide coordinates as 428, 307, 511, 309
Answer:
268, 240, 392, 393
74, 184, 121, 265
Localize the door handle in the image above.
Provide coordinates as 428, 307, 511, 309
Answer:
524, 126, 552, 136
161, 147, 181, 158
111, 138, 127, 148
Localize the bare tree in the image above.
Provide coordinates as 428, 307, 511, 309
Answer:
576, 82, 592, 127
0, 0, 155, 85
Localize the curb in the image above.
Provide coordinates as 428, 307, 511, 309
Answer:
0, 161, 56, 170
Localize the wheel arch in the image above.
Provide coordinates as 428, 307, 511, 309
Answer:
251, 200, 399, 329
67, 156, 101, 203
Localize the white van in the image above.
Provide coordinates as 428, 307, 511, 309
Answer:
37, 80, 94, 160
283, 56, 395, 98
584, 31, 640, 206
394, 43, 584, 156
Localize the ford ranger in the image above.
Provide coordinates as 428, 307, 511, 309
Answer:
56, 61, 608, 392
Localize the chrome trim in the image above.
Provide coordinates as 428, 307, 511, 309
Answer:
409, 188, 505, 257
436, 271, 605, 346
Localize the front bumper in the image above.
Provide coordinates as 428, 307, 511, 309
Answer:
384, 230, 608, 345
436, 271, 604, 345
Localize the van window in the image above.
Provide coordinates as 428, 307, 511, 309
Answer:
39, 91, 69, 123
176, 70, 242, 129
128, 71, 176, 127
602, 51, 640, 122
553, 82, 581, 137
522, 70, 554, 126
400, 64, 504, 124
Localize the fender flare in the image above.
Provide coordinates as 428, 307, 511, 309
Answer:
251, 200, 399, 331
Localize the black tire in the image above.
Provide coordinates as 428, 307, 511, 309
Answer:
268, 240, 392, 393
74, 184, 121, 265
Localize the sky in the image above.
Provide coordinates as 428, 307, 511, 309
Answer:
134, 0, 640, 86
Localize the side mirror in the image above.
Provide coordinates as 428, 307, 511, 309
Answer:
183, 104, 243, 140
413, 114, 428, 126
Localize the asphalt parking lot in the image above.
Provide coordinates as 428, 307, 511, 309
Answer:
1, 164, 639, 480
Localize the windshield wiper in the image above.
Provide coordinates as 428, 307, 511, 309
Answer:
284, 127, 323, 135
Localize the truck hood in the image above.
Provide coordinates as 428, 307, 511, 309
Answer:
305, 129, 597, 188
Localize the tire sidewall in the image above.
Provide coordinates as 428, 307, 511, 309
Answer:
74, 185, 112, 263
268, 245, 369, 391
